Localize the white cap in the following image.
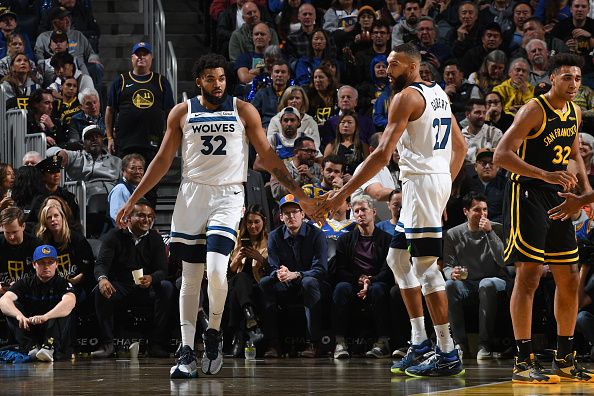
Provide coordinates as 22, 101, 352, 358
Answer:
82, 125, 102, 140
280, 106, 301, 119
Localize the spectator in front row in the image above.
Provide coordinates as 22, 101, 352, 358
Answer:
0, 244, 76, 362
69, 87, 104, 143
0, 207, 42, 292
332, 195, 393, 359
228, 205, 268, 357
35, 202, 94, 294
92, 199, 175, 358
49, 125, 122, 199
108, 153, 145, 223
443, 192, 508, 360
260, 195, 328, 358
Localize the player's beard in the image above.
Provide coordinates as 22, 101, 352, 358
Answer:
390, 73, 409, 93
202, 88, 228, 106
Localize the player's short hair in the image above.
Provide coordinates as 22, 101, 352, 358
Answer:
548, 53, 584, 76
294, 136, 315, 150
392, 43, 421, 62
462, 191, 487, 210
192, 53, 228, 79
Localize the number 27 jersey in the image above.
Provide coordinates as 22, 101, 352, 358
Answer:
181, 95, 248, 185
397, 82, 452, 179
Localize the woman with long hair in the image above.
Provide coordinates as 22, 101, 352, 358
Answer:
305, 65, 340, 126
26, 88, 67, 147
267, 85, 320, 148
0, 163, 15, 211
468, 50, 507, 96
10, 165, 45, 214
0, 33, 41, 80
0, 53, 39, 99
295, 28, 335, 86
228, 205, 269, 357
323, 110, 368, 181
36, 203, 93, 289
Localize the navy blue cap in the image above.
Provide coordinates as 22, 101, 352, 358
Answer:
132, 42, 152, 55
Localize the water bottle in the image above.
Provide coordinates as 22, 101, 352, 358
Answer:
245, 340, 256, 360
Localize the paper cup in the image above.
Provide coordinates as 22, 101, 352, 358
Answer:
132, 268, 143, 285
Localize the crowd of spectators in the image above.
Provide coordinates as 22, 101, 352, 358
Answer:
2, 0, 594, 362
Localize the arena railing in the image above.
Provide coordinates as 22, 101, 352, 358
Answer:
64, 180, 87, 236
141, 0, 178, 103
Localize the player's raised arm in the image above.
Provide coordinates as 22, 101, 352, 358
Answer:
327, 88, 420, 206
494, 101, 577, 191
115, 102, 185, 227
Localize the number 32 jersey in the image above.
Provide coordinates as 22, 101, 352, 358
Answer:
509, 95, 578, 187
397, 82, 452, 179
181, 95, 248, 185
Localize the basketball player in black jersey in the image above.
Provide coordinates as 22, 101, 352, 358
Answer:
495, 53, 594, 383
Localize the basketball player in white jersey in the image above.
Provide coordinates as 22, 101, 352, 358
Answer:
318, 43, 467, 377
116, 54, 318, 379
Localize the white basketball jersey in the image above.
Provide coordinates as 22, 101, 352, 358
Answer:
181, 95, 248, 185
397, 82, 452, 178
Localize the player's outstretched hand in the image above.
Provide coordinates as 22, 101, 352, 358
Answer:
300, 196, 325, 224
543, 170, 578, 192
115, 199, 136, 229
316, 190, 343, 222
548, 192, 583, 221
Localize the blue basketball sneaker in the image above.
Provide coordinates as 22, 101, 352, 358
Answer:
405, 346, 465, 377
391, 339, 434, 375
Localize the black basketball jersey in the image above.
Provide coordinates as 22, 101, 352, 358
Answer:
115, 72, 166, 151
509, 95, 579, 188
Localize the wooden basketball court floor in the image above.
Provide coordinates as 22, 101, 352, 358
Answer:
2, 357, 594, 395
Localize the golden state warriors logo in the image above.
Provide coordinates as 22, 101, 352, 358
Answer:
132, 89, 154, 109
42, 247, 51, 254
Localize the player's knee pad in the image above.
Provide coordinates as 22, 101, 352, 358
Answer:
412, 256, 445, 296
387, 248, 420, 289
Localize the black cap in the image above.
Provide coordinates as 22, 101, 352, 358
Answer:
36, 154, 63, 173
50, 30, 68, 43
49, 6, 70, 21
0, 9, 17, 20
475, 148, 494, 162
